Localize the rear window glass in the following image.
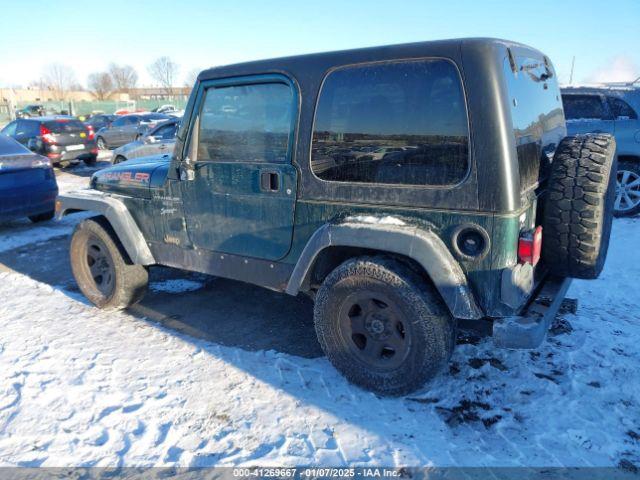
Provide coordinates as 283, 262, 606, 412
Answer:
504, 54, 565, 191
44, 119, 86, 133
311, 59, 469, 186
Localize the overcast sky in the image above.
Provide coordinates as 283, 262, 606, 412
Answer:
1, 0, 638, 89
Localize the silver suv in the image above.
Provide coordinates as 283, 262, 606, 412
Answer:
562, 82, 640, 216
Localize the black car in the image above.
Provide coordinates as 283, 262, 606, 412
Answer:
84, 114, 118, 135
0, 134, 58, 222
1, 116, 98, 167
95, 113, 171, 149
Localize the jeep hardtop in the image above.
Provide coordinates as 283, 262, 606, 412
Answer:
57, 38, 617, 395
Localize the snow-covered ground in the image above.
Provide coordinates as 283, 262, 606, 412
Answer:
0, 169, 639, 469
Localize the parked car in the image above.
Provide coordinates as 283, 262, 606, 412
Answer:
1, 116, 98, 167
151, 104, 178, 114
95, 113, 171, 150
562, 84, 640, 216
84, 114, 117, 134
15, 104, 44, 118
112, 118, 180, 164
0, 134, 58, 222
58, 39, 616, 396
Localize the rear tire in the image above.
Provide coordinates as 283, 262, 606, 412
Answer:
70, 217, 148, 309
542, 134, 617, 279
96, 136, 107, 150
113, 155, 126, 164
314, 256, 455, 396
28, 210, 55, 223
613, 159, 640, 217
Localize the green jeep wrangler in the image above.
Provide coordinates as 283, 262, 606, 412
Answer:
57, 38, 617, 395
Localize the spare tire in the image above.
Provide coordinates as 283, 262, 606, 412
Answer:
542, 134, 617, 279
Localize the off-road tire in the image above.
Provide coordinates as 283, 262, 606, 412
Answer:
542, 134, 617, 279
614, 159, 640, 217
314, 256, 455, 396
28, 210, 55, 223
70, 216, 148, 309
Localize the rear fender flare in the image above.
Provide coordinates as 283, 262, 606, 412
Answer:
286, 218, 483, 320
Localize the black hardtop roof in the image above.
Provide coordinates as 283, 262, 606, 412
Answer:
198, 37, 544, 82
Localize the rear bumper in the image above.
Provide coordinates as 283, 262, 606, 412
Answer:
492, 275, 572, 349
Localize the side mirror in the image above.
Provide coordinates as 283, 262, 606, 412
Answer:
146, 135, 157, 143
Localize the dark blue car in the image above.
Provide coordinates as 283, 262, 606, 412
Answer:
0, 134, 58, 222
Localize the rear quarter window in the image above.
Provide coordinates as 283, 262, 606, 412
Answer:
311, 59, 469, 186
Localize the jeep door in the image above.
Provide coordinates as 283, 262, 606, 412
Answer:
180, 75, 298, 261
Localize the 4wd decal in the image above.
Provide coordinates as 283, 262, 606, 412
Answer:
102, 171, 151, 184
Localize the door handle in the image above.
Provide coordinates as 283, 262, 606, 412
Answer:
260, 171, 280, 192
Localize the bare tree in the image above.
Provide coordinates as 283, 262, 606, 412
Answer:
87, 72, 114, 100
184, 68, 201, 88
148, 56, 179, 96
108, 63, 138, 93
43, 63, 77, 100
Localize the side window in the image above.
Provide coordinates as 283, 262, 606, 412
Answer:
311, 59, 469, 186
154, 123, 177, 140
562, 95, 605, 120
1, 121, 17, 136
196, 82, 293, 163
25, 121, 41, 137
112, 117, 126, 127
126, 116, 140, 125
609, 97, 638, 120
15, 120, 30, 136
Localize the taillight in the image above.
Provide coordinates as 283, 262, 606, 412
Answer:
518, 226, 543, 266
87, 125, 95, 140
40, 125, 55, 144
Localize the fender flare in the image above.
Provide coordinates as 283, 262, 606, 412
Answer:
56, 190, 155, 266
285, 219, 483, 320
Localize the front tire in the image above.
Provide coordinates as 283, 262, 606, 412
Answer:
614, 160, 640, 217
70, 217, 148, 309
314, 256, 455, 396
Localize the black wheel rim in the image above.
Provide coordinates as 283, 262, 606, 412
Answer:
86, 236, 115, 296
338, 291, 411, 371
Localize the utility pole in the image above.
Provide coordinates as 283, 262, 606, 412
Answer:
569, 56, 575, 85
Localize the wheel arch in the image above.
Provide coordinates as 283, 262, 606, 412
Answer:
286, 220, 483, 320
57, 191, 155, 266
